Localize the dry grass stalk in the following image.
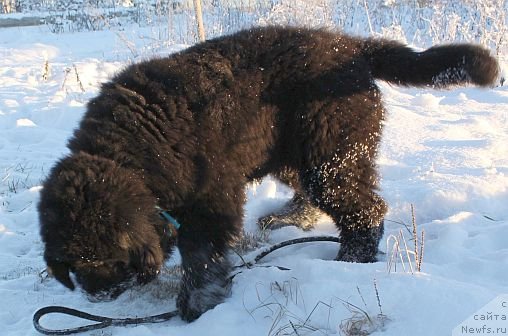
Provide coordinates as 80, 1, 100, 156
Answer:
73, 64, 85, 93
42, 59, 50, 81
373, 279, 383, 316
411, 204, 418, 268
386, 230, 414, 273
233, 228, 270, 255
247, 278, 336, 336
386, 204, 425, 274
417, 230, 425, 272
338, 285, 388, 336
338, 281, 388, 335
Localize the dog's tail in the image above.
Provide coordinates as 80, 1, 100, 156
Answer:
363, 39, 499, 88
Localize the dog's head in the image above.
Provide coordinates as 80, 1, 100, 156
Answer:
38, 153, 173, 300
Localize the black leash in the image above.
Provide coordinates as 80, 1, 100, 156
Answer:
251, 235, 340, 264
33, 235, 340, 335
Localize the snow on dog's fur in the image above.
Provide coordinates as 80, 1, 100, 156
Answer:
38, 26, 499, 321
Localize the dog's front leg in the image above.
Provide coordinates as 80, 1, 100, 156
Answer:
176, 208, 240, 322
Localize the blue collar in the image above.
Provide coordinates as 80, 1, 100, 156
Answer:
156, 206, 181, 234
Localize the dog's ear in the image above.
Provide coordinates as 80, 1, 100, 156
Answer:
47, 260, 75, 290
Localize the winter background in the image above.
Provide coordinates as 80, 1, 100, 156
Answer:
1, 0, 508, 335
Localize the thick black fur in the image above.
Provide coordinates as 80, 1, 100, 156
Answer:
38, 26, 499, 321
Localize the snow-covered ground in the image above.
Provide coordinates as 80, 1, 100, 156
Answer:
0, 24, 507, 336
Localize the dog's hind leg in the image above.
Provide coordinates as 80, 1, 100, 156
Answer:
258, 169, 323, 231
300, 143, 387, 263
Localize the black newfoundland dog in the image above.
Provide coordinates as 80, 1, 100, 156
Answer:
38, 26, 499, 321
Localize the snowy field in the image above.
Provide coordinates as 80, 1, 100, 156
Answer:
0, 24, 507, 336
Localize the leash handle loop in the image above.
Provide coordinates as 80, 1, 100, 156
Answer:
33, 306, 112, 335
33, 305, 179, 335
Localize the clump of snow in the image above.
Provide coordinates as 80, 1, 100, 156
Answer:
411, 93, 444, 109
16, 118, 36, 127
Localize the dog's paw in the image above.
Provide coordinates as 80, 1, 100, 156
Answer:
258, 213, 315, 231
336, 246, 378, 263
177, 290, 200, 322
257, 195, 320, 231
257, 214, 280, 230
177, 280, 231, 322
